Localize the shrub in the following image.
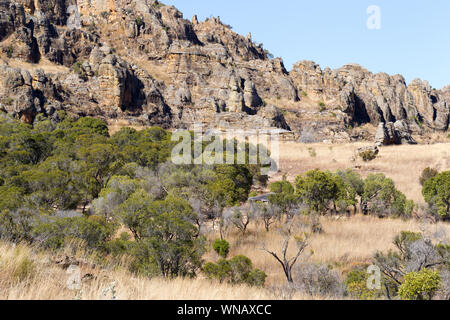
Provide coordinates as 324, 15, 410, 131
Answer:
359, 150, 377, 162
246, 268, 267, 287
0, 208, 36, 243
318, 102, 326, 112
105, 232, 132, 256
269, 180, 294, 195
419, 167, 439, 186
226, 206, 254, 235
254, 202, 280, 231
345, 267, 382, 300
135, 16, 143, 26
72, 61, 87, 80
34, 215, 117, 250
203, 256, 267, 287
7, 44, 13, 58
375, 230, 449, 298
294, 263, 344, 298
398, 269, 441, 300
203, 243, 267, 287
202, 259, 231, 283
100, 11, 111, 19
422, 171, 450, 218
212, 239, 230, 258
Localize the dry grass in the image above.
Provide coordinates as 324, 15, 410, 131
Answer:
219, 215, 450, 286
1, 215, 448, 300
107, 119, 149, 135
0, 242, 313, 300
0, 56, 70, 74
274, 141, 450, 203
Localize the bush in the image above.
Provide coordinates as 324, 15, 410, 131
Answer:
0, 208, 36, 243
422, 171, 450, 218
345, 266, 382, 300
7, 44, 13, 58
203, 243, 266, 287
419, 167, 438, 186
294, 263, 344, 298
34, 214, 117, 250
398, 269, 441, 300
203, 256, 267, 287
246, 268, 267, 287
212, 239, 230, 258
374, 230, 449, 299
202, 259, 232, 283
359, 150, 377, 162
269, 180, 294, 195
318, 102, 326, 112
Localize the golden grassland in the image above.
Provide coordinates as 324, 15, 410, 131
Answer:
0, 241, 314, 300
214, 215, 450, 287
0, 138, 449, 299
274, 141, 450, 203
1, 215, 449, 300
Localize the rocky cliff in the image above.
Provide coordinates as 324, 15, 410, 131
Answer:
0, 0, 448, 142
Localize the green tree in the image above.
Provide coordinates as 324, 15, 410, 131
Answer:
335, 169, 364, 214
71, 117, 110, 137
294, 170, 339, 214
120, 194, 205, 278
422, 171, 450, 218
268, 180, 299, 218
362, 173, 413, 218
117, 189, 154, 240
34, 214, 117, 250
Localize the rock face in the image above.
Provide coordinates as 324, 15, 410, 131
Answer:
290, 61, 449, 133
0, 65, 35, 123
375, 121, 417, 146
0, 0, 448, 140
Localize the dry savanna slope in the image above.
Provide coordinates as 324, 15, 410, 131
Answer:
1, 215, 449, 300
273, 141, 450, 203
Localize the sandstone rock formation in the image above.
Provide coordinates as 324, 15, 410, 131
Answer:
0, 0, 448, 141
0, 65, 35, 122
290, 61, 449, 133
375, 121, 417, 146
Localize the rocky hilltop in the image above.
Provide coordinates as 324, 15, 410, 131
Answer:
0, 0, 448, 143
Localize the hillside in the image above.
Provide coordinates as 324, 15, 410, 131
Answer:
2, 214, 449, 300
0, 0, 449, 143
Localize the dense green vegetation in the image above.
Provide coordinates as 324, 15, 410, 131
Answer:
0, 112, 448, 297
0, 113, 266, 279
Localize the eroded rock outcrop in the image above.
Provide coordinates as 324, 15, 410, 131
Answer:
0, 65, 36, 123
375, 121, 417, 146
0, 0, 447, 140
290, 61, 449, 133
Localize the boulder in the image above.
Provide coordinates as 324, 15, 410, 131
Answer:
375, 121, 417, 146
0, 65, 36, 123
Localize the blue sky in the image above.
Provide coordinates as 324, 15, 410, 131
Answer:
165, 0, 450, 89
